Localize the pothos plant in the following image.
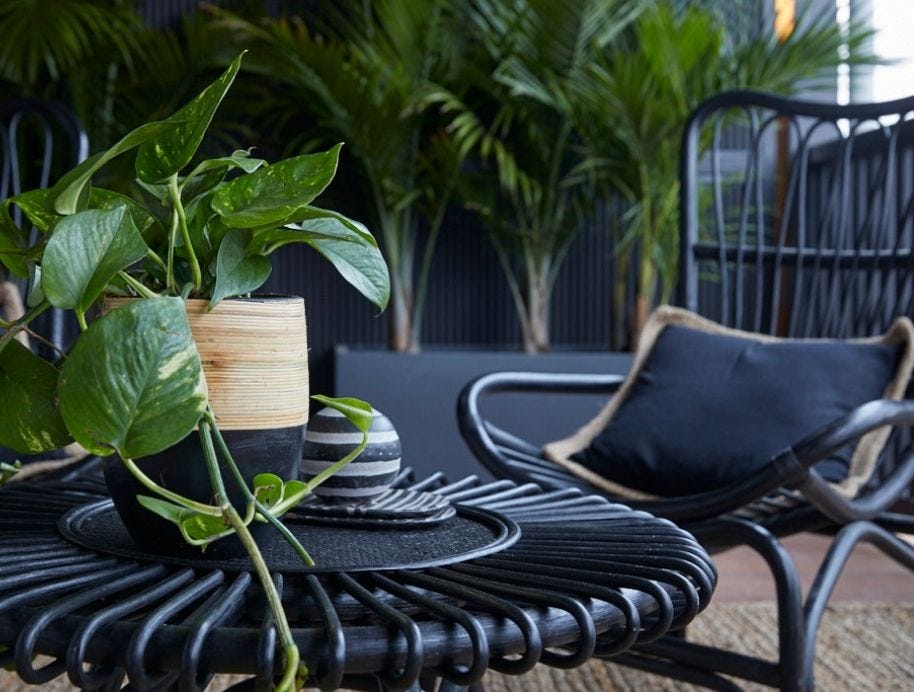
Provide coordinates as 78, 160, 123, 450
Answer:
0, 52, 389, 690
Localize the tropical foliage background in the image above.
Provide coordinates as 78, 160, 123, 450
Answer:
0, 0, 877, 352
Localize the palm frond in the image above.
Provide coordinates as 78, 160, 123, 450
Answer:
0, 0, 139, 87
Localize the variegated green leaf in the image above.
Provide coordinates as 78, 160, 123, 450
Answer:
58, 297, 207, 458
42, 207, 148, 315
53, 122, 182, 215
8, 189, 54, 232
0, 200, 28, 277
135, 53, 245, 183
209, 229, 271, 308
252, 207, 377, 249
210, 144, 343, 228
0, 340, 71, 453
305, 227, 390, 310
312, 395, 374, 433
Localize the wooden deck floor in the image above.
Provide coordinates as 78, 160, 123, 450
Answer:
711, 532, 914, 603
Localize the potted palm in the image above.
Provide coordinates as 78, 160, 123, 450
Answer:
0, 52, 389, 690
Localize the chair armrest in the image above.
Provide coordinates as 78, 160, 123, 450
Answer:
457, 371, 624, 484
786, 399, 914, 522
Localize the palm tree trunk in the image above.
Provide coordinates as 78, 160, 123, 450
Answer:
388, 279, 416, 352
522, 268, 550, 353
630, 256, 655, 348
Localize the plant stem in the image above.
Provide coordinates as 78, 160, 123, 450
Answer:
19, 326, 67, 359
205, 411, 315, 567
166, 207, 178, 294
145, 248, 168, 272
199, 422, 301, 692
168, 175, 202, 292
119, 456, 223, 516
76, 311, 88, 332
272, 433, 368, 515
118, 271, 158, 299
0, 301, 49, 355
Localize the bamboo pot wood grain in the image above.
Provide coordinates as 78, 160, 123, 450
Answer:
105, 296, 309, 430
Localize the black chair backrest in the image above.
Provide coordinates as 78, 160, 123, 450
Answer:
679, 90, 914, 339
0, 98, 88, 353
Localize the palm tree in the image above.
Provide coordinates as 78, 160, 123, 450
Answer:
213, 0, 467, 352
0, 0, 145, 178
430, 0, 647, 352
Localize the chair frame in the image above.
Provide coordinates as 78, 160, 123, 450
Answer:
458, 90, 914, 691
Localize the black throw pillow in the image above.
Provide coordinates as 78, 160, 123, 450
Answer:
544, 307, 914, 498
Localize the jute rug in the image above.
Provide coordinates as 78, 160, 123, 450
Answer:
2, 602, 912, 690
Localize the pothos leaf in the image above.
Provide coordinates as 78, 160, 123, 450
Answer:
136, 494, 188, 523
180, 512, 230, 542
209, 229, 271, 308
27, 264, 44, 307
0, 200, 29, 276
306, 233, 390, 310
253, 473, 309, 510
210, 144, 343, 228
252, 208, 377, 249
312, 395, 374, 434
253, 472, 284, 507
137, 495, 230, 544
8, 189, 55, 232
0, 340, 72, 454
58, 297, 207, 458
52, 121, 183, 215
42, 207, 148, 315
253, 216, 388, 309
184, 150, 267, 180
135, 52, 246, 183
89, 189, 158, 237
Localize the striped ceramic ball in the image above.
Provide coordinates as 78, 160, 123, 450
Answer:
301, 407, 402, 503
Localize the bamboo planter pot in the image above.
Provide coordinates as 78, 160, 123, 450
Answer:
103, 296, 309, 558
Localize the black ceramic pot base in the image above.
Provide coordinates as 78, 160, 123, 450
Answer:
58, 500, 519, 574
288, 488, 455, 527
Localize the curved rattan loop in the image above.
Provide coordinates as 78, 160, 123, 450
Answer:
481, 556, 672, 644
180, 572, 253, 691
65, 568, 197, 689
336, 573, 424, 691
254, 574, 281, 692
125, 571, 226, 689
13, 564, 156, 684
370, 572, 491, 686
444, 562, 597, 669
304, 574, 346, 691
403, 568, 544, 675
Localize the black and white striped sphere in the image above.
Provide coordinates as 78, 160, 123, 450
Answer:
301, 407, 402, 503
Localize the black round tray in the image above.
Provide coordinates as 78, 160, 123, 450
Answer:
58, 499, 520, 573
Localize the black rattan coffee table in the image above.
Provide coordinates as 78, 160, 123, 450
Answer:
0, 468, 715, 691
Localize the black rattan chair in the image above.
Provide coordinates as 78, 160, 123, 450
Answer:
458, 90, 914, 691
0, 98, 88, 355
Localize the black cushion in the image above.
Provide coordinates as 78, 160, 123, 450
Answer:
569, 323, 902, 496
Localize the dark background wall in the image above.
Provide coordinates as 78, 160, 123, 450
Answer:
262, 210, 623, 397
